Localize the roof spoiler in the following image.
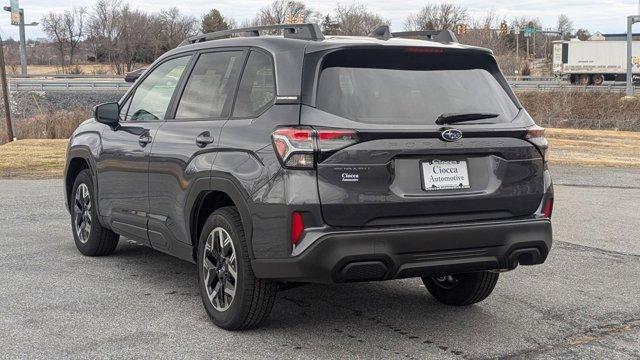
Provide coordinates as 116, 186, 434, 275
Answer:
369, 25, 459, 43
180, 23, 324, 47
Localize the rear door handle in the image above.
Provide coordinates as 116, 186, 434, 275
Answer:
196, 132, 215, 147
139, 134, 152, 147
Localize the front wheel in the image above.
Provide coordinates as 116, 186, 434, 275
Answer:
70, 169, 119, 256
197, 207, 277, 330
422, 271, 499, 306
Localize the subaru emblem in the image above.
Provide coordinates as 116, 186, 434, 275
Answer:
441, 128, 463, 142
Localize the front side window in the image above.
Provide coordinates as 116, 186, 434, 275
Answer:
124, 56, 190, 121
232, 51, 276, 118
175, 51, 243, 119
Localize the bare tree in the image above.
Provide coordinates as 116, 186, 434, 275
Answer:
87, 0, 121, 66
155, 8, 198, 52
254, 0, 317, 25
557, 14, 574, 40
116, 6, 155, 73
332, 4, 389, 36
321, 14, 340, 35
404, 3, 468, 31
41, 7, 86, 70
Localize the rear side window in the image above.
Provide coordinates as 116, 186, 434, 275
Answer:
316, 49, 519, 126
233, 51, 275, 118
176, 51, 243, 119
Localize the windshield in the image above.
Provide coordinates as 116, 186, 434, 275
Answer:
316, 49, 519, 126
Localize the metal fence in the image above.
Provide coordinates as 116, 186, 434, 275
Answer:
6, 76, 639, 94
9, 79, 131, 92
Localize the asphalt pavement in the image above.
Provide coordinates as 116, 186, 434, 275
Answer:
1, 164, 639, 359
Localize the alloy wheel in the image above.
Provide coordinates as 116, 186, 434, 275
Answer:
73, 183, 92, 244
202, 227, 238, 312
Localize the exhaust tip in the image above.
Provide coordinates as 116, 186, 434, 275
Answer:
509, 247, 543, 267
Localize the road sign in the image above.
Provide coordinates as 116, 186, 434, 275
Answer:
10, 0, 19, 25
523, 27, 536, 37
514, 26, 520, 35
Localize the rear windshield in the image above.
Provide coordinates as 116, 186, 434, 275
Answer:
316, 48, 519, 126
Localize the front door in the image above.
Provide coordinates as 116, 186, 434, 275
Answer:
97, 55, 192, 244
147, 50, 245, 255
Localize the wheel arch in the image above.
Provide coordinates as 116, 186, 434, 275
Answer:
188, 176, 255, 262
64, 147, 97, 213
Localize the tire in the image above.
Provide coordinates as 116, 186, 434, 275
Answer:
422, 271, 499, 306
70, 169, 119, 256
592, 74, 604, 86
578, 74, 591, 86
197, 206, 277, 330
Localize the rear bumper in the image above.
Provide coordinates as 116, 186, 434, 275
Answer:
251, 218, 552, 283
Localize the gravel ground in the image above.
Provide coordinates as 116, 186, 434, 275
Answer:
0, 165, 639, 359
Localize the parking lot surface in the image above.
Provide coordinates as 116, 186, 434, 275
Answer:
1, 165, 639, 359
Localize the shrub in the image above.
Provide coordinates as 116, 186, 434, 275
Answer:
13, 108, 90, 140
517, 91, 640, 131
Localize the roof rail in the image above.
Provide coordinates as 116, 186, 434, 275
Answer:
369, 25, 459, 43
180, 23, 324, 47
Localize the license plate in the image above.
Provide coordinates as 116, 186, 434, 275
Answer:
421, 160, 470, 191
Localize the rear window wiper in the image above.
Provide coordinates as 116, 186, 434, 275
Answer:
435, 113, 500, 125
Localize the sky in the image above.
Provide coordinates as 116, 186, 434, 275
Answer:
1, 0, 639, 40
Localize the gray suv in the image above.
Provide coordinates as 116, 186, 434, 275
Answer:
64, 24, 553, 330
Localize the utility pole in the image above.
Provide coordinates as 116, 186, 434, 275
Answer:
0, 35, 14, 141
627, 15, 640, 96
3, 4, 38, 76
18, 9, 26, 75
514, 26, 520, 61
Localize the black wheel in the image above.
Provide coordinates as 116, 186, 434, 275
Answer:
592, 74, 604, 86
197, 207, 277, 330
422, 271, 499, 306
70, 169, 119, 256
577, 74, 591, 86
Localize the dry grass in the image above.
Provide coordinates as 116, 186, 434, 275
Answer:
25, 64, 115, 75
0, 129, 637, 179
547, 128, 640, 168
0, 139, 68, 179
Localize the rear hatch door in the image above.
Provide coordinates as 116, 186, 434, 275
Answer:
302, 47, 545, 227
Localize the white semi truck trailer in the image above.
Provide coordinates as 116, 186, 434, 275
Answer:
553, 36, 640, 85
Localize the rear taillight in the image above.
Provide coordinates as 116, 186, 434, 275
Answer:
542, 197, 554, 219
526, 126, 546, 139
291, 212, 305, 245
526, 125, 548, 160
272, 127, 358, 169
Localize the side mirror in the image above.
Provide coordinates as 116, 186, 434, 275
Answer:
94, 102, 120, 126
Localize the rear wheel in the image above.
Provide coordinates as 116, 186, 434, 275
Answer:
577, 74, 591, 85
592, 74, 604, 86
70, 169, 119, 256
422, 271, 499, 306
197, 207, 277, 330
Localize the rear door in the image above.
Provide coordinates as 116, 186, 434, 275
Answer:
148, 50, 245, 252
302, 47, 545, 227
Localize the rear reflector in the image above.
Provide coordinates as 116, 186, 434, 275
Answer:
543, 198, 554, 219
291, 212, 305, 245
